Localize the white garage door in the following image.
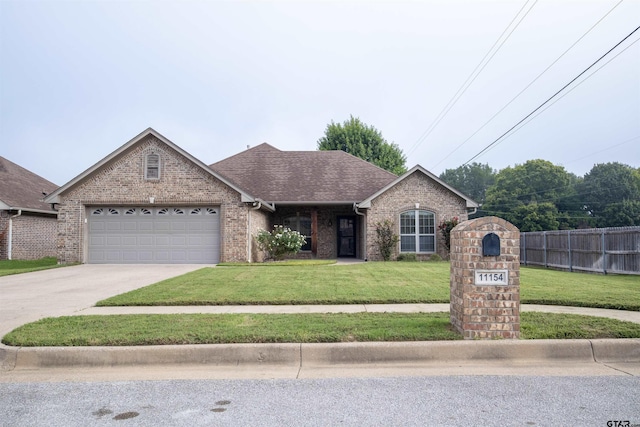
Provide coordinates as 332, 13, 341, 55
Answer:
88, 206, 220, 264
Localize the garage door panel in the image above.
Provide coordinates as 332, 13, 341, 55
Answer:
106, 236, 122, 246
88, 206, 220, 264
139, 222, 153, 232
139, 236, 154, 246
122, 222, 138, 232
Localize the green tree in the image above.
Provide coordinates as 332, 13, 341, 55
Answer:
439, 162, 496, 206
579, 162, 640, 226
482, 159, 584, 230
318, 115, 407, 175
600, 200, 640, 227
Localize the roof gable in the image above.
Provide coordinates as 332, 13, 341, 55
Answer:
358, 165, 479, 209
210, 144, 398, 203
44, 128, 255, 204
0, 156, 58, 213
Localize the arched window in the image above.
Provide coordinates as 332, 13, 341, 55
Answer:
145, 153, 160, 180
399, 210, 435, 253
283, 214, 312, 251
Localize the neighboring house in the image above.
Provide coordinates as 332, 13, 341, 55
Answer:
0, 156, 58, 260
44, 128, 478, 264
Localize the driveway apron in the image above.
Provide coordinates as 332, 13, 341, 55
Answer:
0, 264, 206, 338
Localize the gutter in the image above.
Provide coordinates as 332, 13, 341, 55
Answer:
353, 203, 368, 261
7, 210, 22, 260
270, 201, 358, 206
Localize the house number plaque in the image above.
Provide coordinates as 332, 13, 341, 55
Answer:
474, 270, 508, 285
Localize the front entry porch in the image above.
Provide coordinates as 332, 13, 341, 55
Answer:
272, 206, 365, 260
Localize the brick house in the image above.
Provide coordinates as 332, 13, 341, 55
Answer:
44, 128, 478, 264
0, 156, 58, 260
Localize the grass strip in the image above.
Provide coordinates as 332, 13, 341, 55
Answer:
4, 312, 640, 347
0, 257, 61, 277
96, 263, 640, 311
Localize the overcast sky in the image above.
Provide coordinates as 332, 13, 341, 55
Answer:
1, 0, 638, 186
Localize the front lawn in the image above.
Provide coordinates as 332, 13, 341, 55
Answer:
0, 257, 60, 277
4, 312, 640, 346
97, 262, 640, 311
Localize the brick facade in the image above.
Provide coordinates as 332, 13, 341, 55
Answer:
55, 135, 250, 263
366, 171, 469, 261
0, 212, 57, 260
449, 216, 520, 339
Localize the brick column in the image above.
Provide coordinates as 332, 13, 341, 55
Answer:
450, 216, 520, 339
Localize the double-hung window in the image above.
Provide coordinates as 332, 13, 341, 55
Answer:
400, 210, 435, 253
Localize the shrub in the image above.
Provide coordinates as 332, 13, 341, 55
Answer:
374, 219, 399, 261
256, 225, 307, 261
429, 253, 442, 262
396, 253, 417, 262
438, 217, 460, 253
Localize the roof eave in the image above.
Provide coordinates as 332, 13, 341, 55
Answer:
269, 201, 360, 206
0, 205, 57, 215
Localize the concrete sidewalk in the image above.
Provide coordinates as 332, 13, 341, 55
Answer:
75, 303, 640, 324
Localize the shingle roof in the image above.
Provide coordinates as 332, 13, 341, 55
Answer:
209, 143, 398, 203
0, 156, 58, 212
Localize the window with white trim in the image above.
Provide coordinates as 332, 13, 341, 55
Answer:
145, 153, 160, 180
283, 214, 312, 251
400, 210, 435, 253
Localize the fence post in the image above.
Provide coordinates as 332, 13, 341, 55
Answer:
602, 229, 607, 274
543, 231, 547, 268
568, 230, 572, 272
522, 233, 527, 265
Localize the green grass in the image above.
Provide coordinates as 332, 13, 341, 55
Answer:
4, 312, 640, 346
0, 257, 61, 277
97, 262, 640, 311
98, 262, 452, 306
219, 260, 337, 267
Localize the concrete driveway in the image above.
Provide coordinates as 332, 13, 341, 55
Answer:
0, 264, 207, 338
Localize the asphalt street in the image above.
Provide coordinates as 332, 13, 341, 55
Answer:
1, 376, 639, 426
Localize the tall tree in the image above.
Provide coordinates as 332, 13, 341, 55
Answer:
579, 162, 640, 227
317, 115, 407, 175
482, 159, 585, 231
439, 162, 496, 205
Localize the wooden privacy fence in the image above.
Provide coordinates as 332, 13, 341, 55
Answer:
520, 226, 640, 274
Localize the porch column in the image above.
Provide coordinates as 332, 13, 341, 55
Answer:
311, 209, 318, 255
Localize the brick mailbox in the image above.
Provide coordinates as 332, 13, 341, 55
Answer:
449, 216, 520, 339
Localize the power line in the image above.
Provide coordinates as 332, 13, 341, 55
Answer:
405, 0, 537, 157
563, 135, 640, 166
462, 24, 640, 166
473, 35, 640, 157
429, 0, 625, 170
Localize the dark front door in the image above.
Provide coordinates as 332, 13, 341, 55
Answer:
337, 216, 357, 257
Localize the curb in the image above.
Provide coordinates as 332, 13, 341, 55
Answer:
2, 339, 639, 371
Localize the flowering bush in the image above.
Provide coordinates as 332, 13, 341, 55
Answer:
374, 219, 399, 261
438, 217, 459, 253
256, 225, 307, 261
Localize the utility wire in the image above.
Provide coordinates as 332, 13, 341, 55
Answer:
429, 0, 625, 170
405, 0, 537, 157
462, 24, 640, 166
474, 35, 640, 157
563, 135, 640, 165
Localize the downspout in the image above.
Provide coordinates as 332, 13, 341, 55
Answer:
353, 203, 367, 261
8, 209, 22, 260
248, 201, 263, 263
